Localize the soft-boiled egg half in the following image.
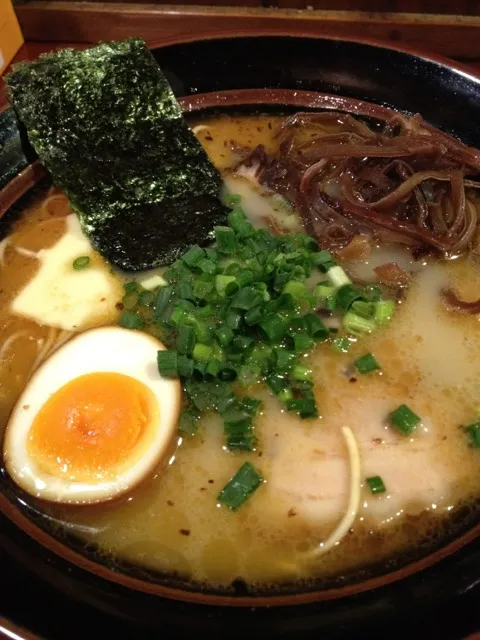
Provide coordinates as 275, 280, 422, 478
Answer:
3, 326, 181, 504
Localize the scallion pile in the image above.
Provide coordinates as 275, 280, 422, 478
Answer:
120, 196, 395, 456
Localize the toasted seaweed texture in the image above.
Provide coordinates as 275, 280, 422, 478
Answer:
6, 38, 226, 271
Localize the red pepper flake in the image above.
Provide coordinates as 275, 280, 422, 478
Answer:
115, 302, 124, 310
179, 529, 190, 536
287, 508, 297, 518
208, 479, 214, 484
167, 500, 174, 506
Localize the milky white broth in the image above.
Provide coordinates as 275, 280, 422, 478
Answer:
0, 114, 479, 591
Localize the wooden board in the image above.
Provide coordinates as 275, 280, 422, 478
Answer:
18, 0, 480, 14
14, 3, 480, 61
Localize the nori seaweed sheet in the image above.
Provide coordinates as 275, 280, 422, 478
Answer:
6, 38, 226, 271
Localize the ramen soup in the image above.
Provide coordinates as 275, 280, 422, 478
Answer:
1, 112, 480, 593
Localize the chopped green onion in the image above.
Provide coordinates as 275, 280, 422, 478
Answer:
375, 300, 395, 325
303, 313, 329, 341
192, 361, 207, 380
198, 258, 216, 275
465, 422, 480, 448
182, 244, 205, 267
224, 261, 241, 276
218, 364, 237, 381
215, 226, 236, 253
226, 434, 257, 451
273, 348, 296, 372
215, 274, 237, 297
226, 310, 242, 331
277, 388, 294, 403
235, 269, 254, 288
232, 335, 253, 352
343, 311, 376, 334
266, 293, 295, 315
283, 280, 309, 299
215, 326, 234, 347
157, 350, 178, 378
389, 404, 420, 435
351, 300, 375, 319
238, 364, 261, 386
124, 281, 138, 294
327, 265, 351, 288
72, 255, 90, 270
248, 344, 272, 369
193, 279, 214, 299
195, 303, 213, 318
177, 355, 194, 378
266, 373, 288, 395
259, 315, 288, 342
205, 247, 218, 262
241, 397, 262, 416
122, 292, 139, 311
170, 306, 188, 326
354, 353, 381, 374
310, 250, 335, 271
164, 259, 193, 284
314, 283, 336, 302
228, 209, 254, 238
331, 336, 352, 353
195, 321, 213, 345
292, 365, 313, 382
293, 333, 314, 352
177, 325, 196, 356
286, 397, 318, 419
192, 343, 213, 362
205, 359, 222, 379
119, 311, 144, 330
335, 284, 363, 312
178, 409, 200, 435
154, 286, 172, 319
217, 393, 237, 414
231, 287, 263, 310
363, 284, 383, 302
366, 475, 386, 495
217, 462, 263, 510
244, 305, 264, 326
139, 290, 155, 306
176, 298, 195, 313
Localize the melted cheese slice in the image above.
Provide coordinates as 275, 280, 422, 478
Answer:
11, 215, 123, 331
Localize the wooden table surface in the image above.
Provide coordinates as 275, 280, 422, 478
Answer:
8, 2, 480, 62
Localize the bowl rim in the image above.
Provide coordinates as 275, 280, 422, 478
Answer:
148, 30, 480, 85
1, 78, 480, 606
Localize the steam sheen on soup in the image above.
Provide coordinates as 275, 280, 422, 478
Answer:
1, 114, 480, 592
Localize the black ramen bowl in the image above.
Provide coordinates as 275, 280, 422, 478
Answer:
1, 35, 480, 640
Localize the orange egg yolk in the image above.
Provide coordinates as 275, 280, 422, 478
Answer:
28, 372, 159, 482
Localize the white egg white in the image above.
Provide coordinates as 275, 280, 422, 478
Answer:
3, 326, 181, 505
